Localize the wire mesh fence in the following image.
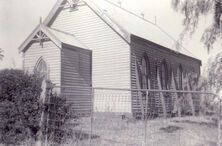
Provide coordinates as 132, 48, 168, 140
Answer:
42, 86, 222, 146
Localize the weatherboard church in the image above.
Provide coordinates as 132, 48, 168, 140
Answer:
18, 0, 201, 117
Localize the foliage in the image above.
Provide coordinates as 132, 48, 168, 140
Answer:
195, 75, 218, 115
171, 0, 222, 51
42, 84, 77, 145
205, 52, 222, 93
0, 69, 42, 145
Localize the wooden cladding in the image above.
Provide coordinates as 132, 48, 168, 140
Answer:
61, 46, 92, 115
130, 35, 201, 117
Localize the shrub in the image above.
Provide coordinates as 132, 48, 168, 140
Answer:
42, 82, 77, 145
0, 69, 42, 145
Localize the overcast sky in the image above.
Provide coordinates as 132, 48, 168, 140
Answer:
0, 0, 221, 72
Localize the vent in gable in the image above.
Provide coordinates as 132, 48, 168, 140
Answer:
68, 0, 80, 11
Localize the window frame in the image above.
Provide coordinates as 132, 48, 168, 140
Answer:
34, 57, 48, 79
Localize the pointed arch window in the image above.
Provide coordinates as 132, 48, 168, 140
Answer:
34, 57, 48, 99
141, 54, 150, 89
34, 57, 48, 79
160, 60, 168, 90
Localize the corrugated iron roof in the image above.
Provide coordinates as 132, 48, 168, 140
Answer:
85, 0, 197, 59
19, 0, 198, 60
48, 27, 86, 49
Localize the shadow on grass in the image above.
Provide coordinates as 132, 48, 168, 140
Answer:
173, 120, 217, 128
159, 126, 183, 133
74, 130, 99, 141
195, 141, 217, 146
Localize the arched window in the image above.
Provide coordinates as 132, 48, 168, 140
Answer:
177, 65, 183, 90
141, 55, 150, 89
34, 58, 48, 99
160, 60, 168, 89
34, 57, 48, 79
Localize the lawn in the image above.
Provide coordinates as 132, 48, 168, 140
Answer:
65, 113, 220, 146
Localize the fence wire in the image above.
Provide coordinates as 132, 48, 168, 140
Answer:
42, 86, 221, 146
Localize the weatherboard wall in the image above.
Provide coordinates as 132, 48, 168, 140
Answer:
61, 45, 92, 115
61, 45, 92, 87
130, 35, 201, 117
23, 41, 61, 86
50, 4, 130, 89
50, 4, 131, 112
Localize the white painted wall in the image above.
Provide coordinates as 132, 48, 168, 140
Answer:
23, 41, 61, 86
50, 4, 131, 112
51, 4, 130, 89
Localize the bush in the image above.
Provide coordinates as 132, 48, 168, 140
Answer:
42, 82, 77, 145
0, 69, 42, 145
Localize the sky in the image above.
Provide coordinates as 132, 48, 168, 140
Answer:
0, 0, 221, 73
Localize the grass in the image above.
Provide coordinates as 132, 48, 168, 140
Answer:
64, 113, 219, 146
159, 125, 183, 133
1, 113, 218, 146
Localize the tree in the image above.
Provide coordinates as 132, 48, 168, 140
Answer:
172, 0, 222, 51
205, 52, 222, 93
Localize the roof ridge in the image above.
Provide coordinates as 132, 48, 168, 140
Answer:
18, 0, 198, 60
100, 0, 198, 59
43, 0, 66, 25
83, 0, 130, 43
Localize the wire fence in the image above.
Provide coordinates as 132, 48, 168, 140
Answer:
43, 86, 222, 146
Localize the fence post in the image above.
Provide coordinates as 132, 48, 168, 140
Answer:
44, 81, 53, 146
89, 87, 94, 145
218, 98, 221, 146
143, 90, 149, 146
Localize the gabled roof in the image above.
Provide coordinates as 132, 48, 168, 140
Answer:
19, 24, 85, 52
18, 25, 59, 52
18, 0, 199, 61
89, 0, 197, 59
43, 0, 66, 25
18, 0, 130, 53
